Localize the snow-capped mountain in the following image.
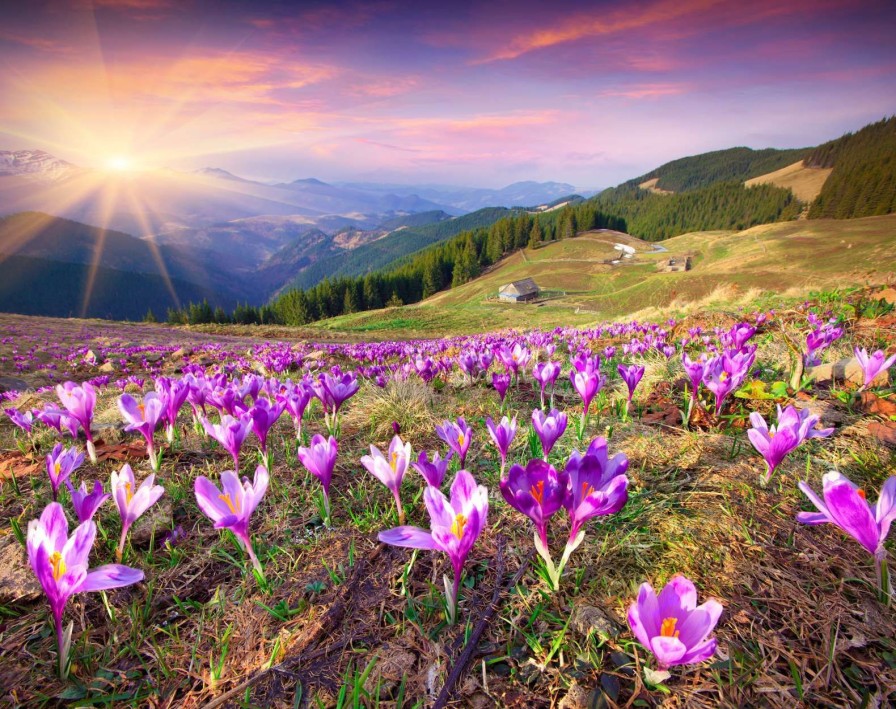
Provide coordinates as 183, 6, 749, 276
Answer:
0, 149, 78, 181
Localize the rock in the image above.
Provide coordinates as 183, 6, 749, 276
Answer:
170, 347, 192, 361
570, 604, 624, 640
0, 377, 30, 394
869, 421, 896, 448
558, 681, 591, 709
98, 361, 115, 373
808, 357, 889, 388
130, 499, 173, 546
84, 349, 100, 365
305, 350, 326, 361
0, 534, 41, 603
143, 353, 163, 363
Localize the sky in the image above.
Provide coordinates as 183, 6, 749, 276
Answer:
0, 0, 894, 189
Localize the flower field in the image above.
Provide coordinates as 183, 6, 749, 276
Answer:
0, 290, 894, 707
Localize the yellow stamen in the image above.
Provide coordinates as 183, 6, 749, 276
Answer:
50, 551, 66, 581
660, 617, 680, 638
581, 481, 594, 498
719, 372, 728, 382
124, 481, 133, 505
457, 433, 465, 448
530, 480, 545, 504
54, 462, 61, 477
138, 402, 145, 418
218, 493, 241, 514
451, 513, 468, 540
857, 489, 866, 500
390, 451, 399, 471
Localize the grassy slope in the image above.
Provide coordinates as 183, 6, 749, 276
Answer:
744, 161, 833, 202
306, 214, 896, 339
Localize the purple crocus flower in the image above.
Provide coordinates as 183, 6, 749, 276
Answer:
485, 415, 517, 475
56, 381, 97, 462
156, 376, 190, 443
379, 469, 488, 623
412, 450, 453, 488
570, 367, 603, 434
28, 502, 143, 676
617, 364, 645, 403
564, 438, 630, 546
118, 392, 164, 471
532, 361, 562, 409
281, 383, 312, 438
500, 458, 568, 549
202, 413, 253, 473
297, 434, 338, 522
361, 434, 412, 524
34, 405, 79, 438
627, 575, 723, 674
531, 408, 568, 459
747, 405, 833, 485
703, 349, 755, 416
246, 397, 286, 467
110, 464, 165, 562
65, 479, 111, 523
436, 417, 473, 467
854, 347, 896, 391
46, 443, 84, 501
194, 465, 269, 574
681, 353, 705, 404
5, 407, 33, 433
798, 471, 896, 602
498, 343, 531, 379
492, 372, 511, 405
313, 372, 359, 430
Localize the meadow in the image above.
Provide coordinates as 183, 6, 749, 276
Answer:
0, 286, 894, 708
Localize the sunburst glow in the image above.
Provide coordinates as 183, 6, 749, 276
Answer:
105, 155, 135, 172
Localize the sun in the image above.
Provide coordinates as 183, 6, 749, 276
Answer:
104, 155, 135, 172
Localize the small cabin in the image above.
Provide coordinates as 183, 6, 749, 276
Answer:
657, 256, 692, 273
498, 278, 540, 303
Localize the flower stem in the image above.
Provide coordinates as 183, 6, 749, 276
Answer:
243, 536, 263, 576
54, 611, 65, 678
877, 555, 892, 606
116, 524, 128, 563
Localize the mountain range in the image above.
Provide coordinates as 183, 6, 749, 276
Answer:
1, 116, 893, 321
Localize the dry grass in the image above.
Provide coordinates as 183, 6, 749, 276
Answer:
745, 161, 833, 203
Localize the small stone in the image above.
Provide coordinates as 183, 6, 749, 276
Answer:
558, 681, 591, 709
570, 604, 624, 640
875, 287, 896, 305
170, 347, 192, 361
130, 499, 174, 546
0, 377, 30, 394
0, 534, 41, 603
98, 361, 115, 373
808, 357, 888, 387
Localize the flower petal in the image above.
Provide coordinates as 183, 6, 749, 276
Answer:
378, 526, 440, 550
81, 564, 144, 592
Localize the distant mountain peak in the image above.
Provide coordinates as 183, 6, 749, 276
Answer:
290, 177, 330, 186
0, 148, 78, 181
193, 167, 251, 182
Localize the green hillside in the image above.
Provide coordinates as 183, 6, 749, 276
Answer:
637, 146, 811, 192
808, 116, 896, 219
282, 206, 520, 291
303, 214, 896, 339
